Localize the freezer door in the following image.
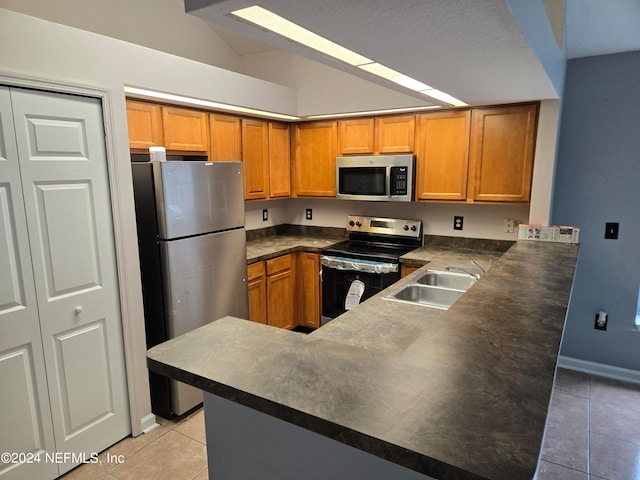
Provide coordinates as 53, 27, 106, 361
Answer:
153, 160, 244, 239
159, 227, 248, 415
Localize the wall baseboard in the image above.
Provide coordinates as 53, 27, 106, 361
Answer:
558, 355, 640, 385
140, 413, 158, 435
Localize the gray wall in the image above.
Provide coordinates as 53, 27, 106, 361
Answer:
552, 51, 640, 370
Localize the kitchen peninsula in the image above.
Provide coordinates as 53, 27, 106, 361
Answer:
147, 240, 579, 480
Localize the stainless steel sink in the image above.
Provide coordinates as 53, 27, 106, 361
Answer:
415, 270, 477, 290
385, 285, 465, 310
384, 270, 477, 310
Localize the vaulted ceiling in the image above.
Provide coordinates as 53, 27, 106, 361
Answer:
186, 0, 640, 107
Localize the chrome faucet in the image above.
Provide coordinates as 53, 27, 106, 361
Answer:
471, 260, 486, 274
445, 265, 480, 279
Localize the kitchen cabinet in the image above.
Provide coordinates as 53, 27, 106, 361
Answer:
268, 122, 291, 198
266, 254, 296, 330
247, 261, 267, 325
338, 115, 415, 155
415, 111, 471, 201
468, 103, 538, 202
293, 121, 337, 197
338, 118, 375, 154
126, 100, 164, 151
297, 252, 321, 329
375, 114, 415, 153
400, 263, 422, 278
161, 106, 210, 154
209, 113, 242, 161
242, 118, 270, 200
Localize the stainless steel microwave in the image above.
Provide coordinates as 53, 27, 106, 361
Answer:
336, 154, 414, 202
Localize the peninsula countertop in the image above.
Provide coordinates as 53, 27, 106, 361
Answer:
148, 240, 579, 480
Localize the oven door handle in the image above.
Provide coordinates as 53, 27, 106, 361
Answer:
320, 255, 398, 274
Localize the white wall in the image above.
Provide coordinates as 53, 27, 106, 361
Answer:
247, 198, 529, 241
0, 0, 243, 72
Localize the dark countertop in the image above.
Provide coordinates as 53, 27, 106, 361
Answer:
246, 234, 344, 264
148, 240, 579, 480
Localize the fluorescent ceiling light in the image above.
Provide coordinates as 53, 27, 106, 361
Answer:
357, 63, 432, 91
231, 6, 372, 66
123, 87, 300, 121
230, 6, 467, 108
306, 105, 440, 119
419, 89, 468, 107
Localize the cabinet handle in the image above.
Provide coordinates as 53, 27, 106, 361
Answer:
74, 306, 84, 315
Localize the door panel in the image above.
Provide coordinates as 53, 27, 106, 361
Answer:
34, 182, 101, 297
0, 87, 58, 480
10, 87, 130, 473
54, 321, 112, 435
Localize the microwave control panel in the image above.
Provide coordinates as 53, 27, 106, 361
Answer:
389, 166, 408, 196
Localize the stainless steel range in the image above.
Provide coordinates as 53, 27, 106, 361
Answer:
321, 215, 423, 320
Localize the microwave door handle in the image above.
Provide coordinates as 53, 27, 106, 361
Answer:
386, 166, 391, 197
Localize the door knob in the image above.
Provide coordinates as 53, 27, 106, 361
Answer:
74, 306, 84, 315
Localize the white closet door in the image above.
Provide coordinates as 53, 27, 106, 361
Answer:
0, 88, 59, 480
10, 88, 130, 475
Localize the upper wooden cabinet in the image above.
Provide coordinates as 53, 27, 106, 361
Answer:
161, 106, 209, 153
375, 115, 415, 153
338, 115, 415, 155
293, 121, 337, 197
415, 111, 471, 201
338, 118, 375, 154
242, 119, 270, 200
268, 122, 291, 198
209, 113, 242, 161
126, 100, 164, 151
469, 103, 538, 203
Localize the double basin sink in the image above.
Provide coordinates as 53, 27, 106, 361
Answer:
384, 269, 478, 310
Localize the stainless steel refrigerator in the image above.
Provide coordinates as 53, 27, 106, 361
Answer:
132, 160, 248, 417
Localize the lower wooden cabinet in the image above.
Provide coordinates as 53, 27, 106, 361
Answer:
247, 252, 322, 330
265, 254, 296, 330
297, 252, 321, 329
400, 263, 422, 278
247, 261, 267, 325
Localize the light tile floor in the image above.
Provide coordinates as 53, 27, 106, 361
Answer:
62, 368, 640, 480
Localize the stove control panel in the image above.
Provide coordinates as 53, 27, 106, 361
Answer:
346, 215, 422, 238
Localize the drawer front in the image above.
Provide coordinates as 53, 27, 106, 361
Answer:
247, 261, 265, 281
266, 254, 292, 276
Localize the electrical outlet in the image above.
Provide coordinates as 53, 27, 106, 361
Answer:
305, 208, 313, 220
594, 312, 608, 331
605, 222, 619, 239
262, 209, 268, 221
453, 216, 463, 230
504, 218, 515, 233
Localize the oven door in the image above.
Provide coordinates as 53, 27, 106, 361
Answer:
321, 256, 400, 320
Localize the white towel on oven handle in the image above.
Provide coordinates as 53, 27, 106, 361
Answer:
345, 280, 365, 310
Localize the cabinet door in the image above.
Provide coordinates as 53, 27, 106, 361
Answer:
338, 118, 375, 154
247, 262, 267, 325
415, 111, 471, 201
469, 104, 538, 202
242, 119, 269, 200
297, 252, 321, 329
125, 100, 163, 151
268, 122, 291, 198
401, 263, 422, 278
210, 113, 242, 162
162, 106, 209, 153
375, 115, 415, 153
266, 255, 295, 330
293, 122, 337, 197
